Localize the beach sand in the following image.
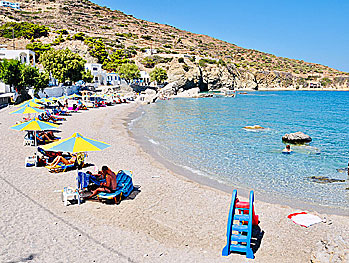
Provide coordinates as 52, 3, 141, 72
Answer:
0, 103, 348, 263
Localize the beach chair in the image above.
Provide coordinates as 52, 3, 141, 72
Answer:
97, 170, 134, 204
76, 171, 105, 190
23, 131, 35, 146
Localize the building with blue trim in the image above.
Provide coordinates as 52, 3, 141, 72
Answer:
0, 1, 20, 10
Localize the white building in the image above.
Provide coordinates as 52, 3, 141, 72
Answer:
0, 1, 20, 9
0, 49, 36, 104
0, 49, 35, 67
85, 63, 106, 86
145, 49, 157, 56
139, 71, 150, 85
106, 72, 122, 86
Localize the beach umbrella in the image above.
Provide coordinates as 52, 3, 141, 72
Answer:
38, 98, 53, 103
42, 132, 110, 153
10, 118, 59, 131
15, 100, 42, 108
68, 94, 81, 98
10, 106, 45, 114
10, 118, 59, 146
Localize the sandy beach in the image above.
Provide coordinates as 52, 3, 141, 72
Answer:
0, 103, 348, 263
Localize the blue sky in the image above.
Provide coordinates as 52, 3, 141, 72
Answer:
92, 0, 349, 72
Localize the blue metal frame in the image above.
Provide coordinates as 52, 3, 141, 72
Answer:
222, 189, 237, 256
222, 190, 255, 259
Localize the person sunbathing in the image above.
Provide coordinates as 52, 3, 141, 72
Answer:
47, 153, 77, 168
36, 132, 55, 144
85, 166, 117, 199
38, 113, 57, 123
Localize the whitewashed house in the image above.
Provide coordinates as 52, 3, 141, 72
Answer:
106, 72, 122, 86
0, 1, 20, 9
0, 49, 36, 105
85, 63, 107, 86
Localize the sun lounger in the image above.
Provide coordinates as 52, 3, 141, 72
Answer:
46, 163, 76, 173
97, 170, 134, 204
45, 110, 66, 121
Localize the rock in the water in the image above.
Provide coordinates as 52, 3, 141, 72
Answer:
282, 131, 312, 144
307, 176, 345, 184
244, 125, 265, 130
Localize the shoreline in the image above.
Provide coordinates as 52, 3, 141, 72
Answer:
127, 105, 349, 216
1, 102, 348, 262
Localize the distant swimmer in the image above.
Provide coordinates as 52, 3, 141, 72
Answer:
282, 145, 292, 154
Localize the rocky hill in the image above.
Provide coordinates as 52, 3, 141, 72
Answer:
0, 0, 348, 91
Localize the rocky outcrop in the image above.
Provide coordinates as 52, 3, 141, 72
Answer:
136, 88, 158, 104
282, 132, 312, 144
164, 60, 349, 93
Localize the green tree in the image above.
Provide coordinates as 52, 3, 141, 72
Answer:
117, 63, 140, 83
0, 59, 49, 102
33, 72, 49, 96
72, 32, 86, 41
150, 67, 168, 84
84, 37, 108, 64
82, 69, 94, 83
103, 49, 130, 72
0, 59, 23, 91
21, 65, 49, 95
40, 49, 86, 83
26, 42, 52, 60
0, 22, 49, 39
141, 56, 155, 68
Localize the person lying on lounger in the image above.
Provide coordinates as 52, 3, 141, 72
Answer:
85, 166, 117, 199
47, 153, 77, 168
39, 113, 57, 123
36, 132, 55, 144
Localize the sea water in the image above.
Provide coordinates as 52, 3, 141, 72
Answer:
130, 91, 349, 211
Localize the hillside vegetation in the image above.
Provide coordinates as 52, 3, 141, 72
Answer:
0, 0, 348, 90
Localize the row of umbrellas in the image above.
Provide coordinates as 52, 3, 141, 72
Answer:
10, 97, 110, 154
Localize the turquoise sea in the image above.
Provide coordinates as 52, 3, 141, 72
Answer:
130, 91, 349, 211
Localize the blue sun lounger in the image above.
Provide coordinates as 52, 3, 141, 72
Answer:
97, 170, 134, 204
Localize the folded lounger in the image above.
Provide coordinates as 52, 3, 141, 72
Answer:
97, 170, 134, 204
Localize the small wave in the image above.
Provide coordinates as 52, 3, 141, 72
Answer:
128, 111, 145, 127
178, 164, 207, 177
242, 128, 271, 132
148, 139, 160, 145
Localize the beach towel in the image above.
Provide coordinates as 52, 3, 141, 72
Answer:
287, 212, 322, 227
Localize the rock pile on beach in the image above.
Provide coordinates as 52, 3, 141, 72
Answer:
282, 131, 312, 144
